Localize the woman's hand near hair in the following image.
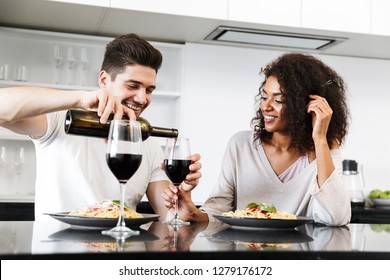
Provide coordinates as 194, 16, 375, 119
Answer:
307, 94, 336, 187
306, 94, 332, 143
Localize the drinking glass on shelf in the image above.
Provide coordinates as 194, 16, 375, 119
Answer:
0, 64, 10, 80
16, 65, 28, 82
0, 146, 11, 173
13, 147, 26, 176
53, 44, 63, 84
67, 46, 77, 85
102, 120, 143, 239
80, 47, 89, 86
163, 137, 191, 227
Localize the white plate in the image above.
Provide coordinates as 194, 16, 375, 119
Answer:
371, 198, 390, 207
213, 214, 313, 230
45, 212, 159, 230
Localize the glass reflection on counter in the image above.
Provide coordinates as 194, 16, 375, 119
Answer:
145, 222, 208, 252
47, 227, 158, 253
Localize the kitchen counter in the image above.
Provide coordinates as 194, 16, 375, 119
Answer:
351, 206, 390, 224
1, 219, 389, 260
0, 202, 34, 221
2, 201, 390, 223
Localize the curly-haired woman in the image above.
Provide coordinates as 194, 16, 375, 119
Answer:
163, 52, 351, 226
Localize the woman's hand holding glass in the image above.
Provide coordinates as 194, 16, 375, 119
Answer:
161, 138, 202, 226
162, 152, 202, 224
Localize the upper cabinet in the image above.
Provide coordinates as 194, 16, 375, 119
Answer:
371, 0, 390, 36
111, 0, 228, 19
2, 0, 390, 60
227, 0, 301, 27
49, 0, 109, 7
301, 0, 371, 34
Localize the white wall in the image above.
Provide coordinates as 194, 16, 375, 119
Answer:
181, 43, 390, 204
321, 55, 390, 191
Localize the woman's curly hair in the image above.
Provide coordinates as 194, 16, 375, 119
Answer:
251, 52, 349, 154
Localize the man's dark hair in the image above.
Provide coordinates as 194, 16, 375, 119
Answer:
101, 33, 163, 80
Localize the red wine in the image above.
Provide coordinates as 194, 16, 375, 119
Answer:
106, 153, 142, 183
163, 159, 191, 186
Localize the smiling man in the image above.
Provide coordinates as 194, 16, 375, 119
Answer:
0, 33, 201, 221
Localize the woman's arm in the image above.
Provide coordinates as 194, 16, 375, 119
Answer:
307, 94, 336, 187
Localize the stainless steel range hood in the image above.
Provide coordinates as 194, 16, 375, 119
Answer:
205, 26, 347, 50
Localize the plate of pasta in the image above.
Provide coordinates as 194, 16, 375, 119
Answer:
213, 202, 313, 230
45, 200, 159, 230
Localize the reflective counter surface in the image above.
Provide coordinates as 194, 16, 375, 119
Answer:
1, 220, 390, 259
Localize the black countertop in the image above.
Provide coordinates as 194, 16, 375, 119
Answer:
2, 201, 390, 224
1, 219, 389, 260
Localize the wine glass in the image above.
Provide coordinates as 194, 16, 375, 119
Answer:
163, 137, 191, 227
0, 146, 11, 173
66, 46, 77, 85
13, 147, 26, 176
80, 47, 88, 86
53, 44, 63, 84
102, 120, 143, 239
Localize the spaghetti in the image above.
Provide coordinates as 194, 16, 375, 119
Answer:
222, 202, 296, 220
69, 200, 143, 219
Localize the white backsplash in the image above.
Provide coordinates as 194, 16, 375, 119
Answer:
0, 139, 36, 201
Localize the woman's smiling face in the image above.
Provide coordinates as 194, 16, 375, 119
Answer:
260, 76, 287, 133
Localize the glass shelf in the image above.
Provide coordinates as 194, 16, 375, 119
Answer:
0, 26, 183, 138
0, 80, 98, 91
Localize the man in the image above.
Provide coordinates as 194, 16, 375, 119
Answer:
0, 33, 201, 220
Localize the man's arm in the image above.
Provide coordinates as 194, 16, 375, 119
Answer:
0, 87, 90, 138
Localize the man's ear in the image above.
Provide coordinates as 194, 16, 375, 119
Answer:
98, 70, 109, 88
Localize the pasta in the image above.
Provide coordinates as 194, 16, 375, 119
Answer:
81, 242, 133, 252
69, 200, 143, 218
222, 202, 296, 220
235, 241, 292, 250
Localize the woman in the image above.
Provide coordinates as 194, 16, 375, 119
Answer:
163, 52, 351, 226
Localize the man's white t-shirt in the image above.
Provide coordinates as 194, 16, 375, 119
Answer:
32, 111, 168, 220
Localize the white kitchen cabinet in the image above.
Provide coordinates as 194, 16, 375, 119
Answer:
371, 0, 390, 36
228, 0, 301, 27
301, 0, 371, 34
0, 27, 183, 140
110, 0, 228, 19
47, 0, 110, 7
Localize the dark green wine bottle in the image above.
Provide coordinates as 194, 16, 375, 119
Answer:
64, 109, 179, 141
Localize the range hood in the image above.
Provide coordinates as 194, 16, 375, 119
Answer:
205, 26, 347, 50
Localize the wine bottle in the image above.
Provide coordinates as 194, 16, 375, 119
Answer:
64, 109, 179, 141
